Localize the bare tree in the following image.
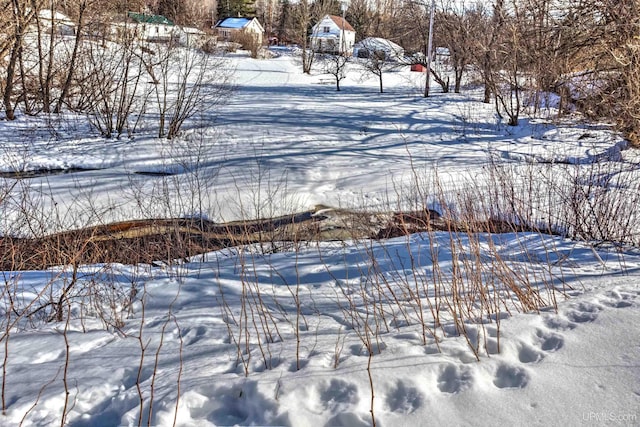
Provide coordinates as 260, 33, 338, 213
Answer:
492, 16, 523, 126
146, 41, 234, 139
55, 0, 89, 113
468, 0, 504, 104
554, 0, 640, 144
3, 0, 33, 120
30, 0, 57, 114
319, 52, 349, 91
78, 32, 146, 138
356, 42, 402, 93
435, 1, 476, 93
289, 0, 316, 74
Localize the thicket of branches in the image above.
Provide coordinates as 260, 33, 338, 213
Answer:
0, 0, 637, 142
385, 0, 637, 140
0, 0, 230, 139
270, 0, 638, 142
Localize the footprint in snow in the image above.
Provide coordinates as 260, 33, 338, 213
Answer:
602, 290, 638, 309
350, 342, 386, 356
536, 329, 564, 352
493, 364, 529, 389
437, 364, 473, 394
565, 302, 602, 323
288, 358, 309, 372
386, 380, 424, 414
517, 342, 545, 364
516, 325, 565, 364
485, 337, 500, 355
544, 316, 577, 331
121, 365, 155, 390
485, 326, 499, 338
320, 379, 359, 412
246, 356, 283, 373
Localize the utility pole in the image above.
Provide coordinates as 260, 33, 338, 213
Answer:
424, 0, 435, 97
340, 0, 349, 55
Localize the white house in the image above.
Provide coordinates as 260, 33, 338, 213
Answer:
126, 12, 176, 43
310, 15, 355, 55
213, 17, 264, 46
354, 37, 404, 62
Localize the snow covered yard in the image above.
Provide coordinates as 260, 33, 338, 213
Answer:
0, 51, 638, 426
2, 235, 639, 426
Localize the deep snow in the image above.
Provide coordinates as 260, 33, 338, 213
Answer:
0, 51, 638, 427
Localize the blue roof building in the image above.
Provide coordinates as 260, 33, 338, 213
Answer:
213, 17, 264, 45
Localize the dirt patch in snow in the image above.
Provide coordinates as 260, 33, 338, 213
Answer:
0, 206, 548, 270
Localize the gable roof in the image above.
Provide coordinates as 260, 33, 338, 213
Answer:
328, 15, 355, 32
215, 17, 252, 29
127, 12, 174, 26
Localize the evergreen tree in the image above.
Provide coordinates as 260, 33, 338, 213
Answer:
276, 0, 290, 42
217, 0, 256, 20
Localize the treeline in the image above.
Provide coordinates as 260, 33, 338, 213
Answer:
0, 0, 231, 139
0, 0, 638, 143
264, 0, 639, 143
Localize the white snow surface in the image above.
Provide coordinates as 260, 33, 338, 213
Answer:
0, 51, 638, 426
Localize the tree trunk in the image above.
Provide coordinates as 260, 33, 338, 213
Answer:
454, 64, 462, 93
55, 1, 87, 113
3, 39, 20, 120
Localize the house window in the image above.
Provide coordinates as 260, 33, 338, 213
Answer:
323, 26, 330, 33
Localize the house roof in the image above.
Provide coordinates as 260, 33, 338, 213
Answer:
328, 15, 355, 32
355, 37, 404, 53
127, 12, 174, 26
215, 17, 252, 29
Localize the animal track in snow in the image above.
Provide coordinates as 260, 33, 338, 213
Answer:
544, 316, 577, 331
204, 381, 289, 427
535, 329, 564, 352
493, 364, 529, 389
437, 364, 473, 394
517, 343, 544, 364
565, 302, 602, 323
122, 365, 154, 390
288, 358, 309, 372
319, 379, 359, 412
602, 289, 638, 309
385, 380, 424, 414
350, 341, 386, 356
